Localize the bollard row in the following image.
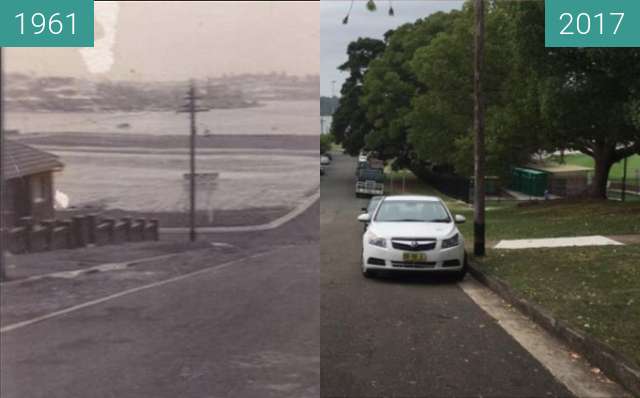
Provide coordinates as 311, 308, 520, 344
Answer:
3, 214, 159, 254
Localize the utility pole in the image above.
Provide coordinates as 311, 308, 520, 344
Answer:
473, 0, 486, 256
621, 156, 628, 202
0, 47, 6, 281
178, 81, 207, 242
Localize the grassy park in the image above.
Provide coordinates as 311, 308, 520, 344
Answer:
560, 153, 640, 181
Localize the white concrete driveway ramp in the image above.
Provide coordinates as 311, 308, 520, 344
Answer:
495, 236, 623, 250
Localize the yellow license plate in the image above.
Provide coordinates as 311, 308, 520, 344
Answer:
403, 252, 426, 262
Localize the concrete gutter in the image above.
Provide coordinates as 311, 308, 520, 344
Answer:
160, 187, 319, 234
468, 261, 640, 397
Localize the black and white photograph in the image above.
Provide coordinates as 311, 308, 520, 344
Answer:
1, 2, 319, 397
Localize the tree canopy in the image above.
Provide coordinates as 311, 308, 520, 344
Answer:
331, 0, 640, 198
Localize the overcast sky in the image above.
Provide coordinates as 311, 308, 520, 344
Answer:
321, 0, 463, 97
7, 1, 319, 81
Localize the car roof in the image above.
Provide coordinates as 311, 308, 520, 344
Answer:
383, 195, 441, 202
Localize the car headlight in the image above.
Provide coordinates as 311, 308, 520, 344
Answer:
441, 233, 460, 249
368, 233, 387, 248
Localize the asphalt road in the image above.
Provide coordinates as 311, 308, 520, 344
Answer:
320, 152, 573, 397
1, 204, 319, 397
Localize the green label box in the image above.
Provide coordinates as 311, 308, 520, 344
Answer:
0, 0, 93, 47
546, 0, 640, 47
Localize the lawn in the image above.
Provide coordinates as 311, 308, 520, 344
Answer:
456, 200, 640, 241
474, 245, 640, 367
561, 153, 640, 181
389, 167, 640, 368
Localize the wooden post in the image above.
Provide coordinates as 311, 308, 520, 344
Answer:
59, 220, 73, 249
473, 0, 486, 256
150, 219, 159, 241
0, 47, 5, 280
122, 217, 132, 242
104, 218, 116, 243
86, 213, 98, 245
188, 84, 197, 242
621, 156, 628, 202
41, 219, 55, 250
136, 218, 146, 240
71, 216, 86, 248
20, 217, 34, 253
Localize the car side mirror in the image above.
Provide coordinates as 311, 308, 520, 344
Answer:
358, 213, 371, 223
454, 214, 466, 224
361, 207, 368, 212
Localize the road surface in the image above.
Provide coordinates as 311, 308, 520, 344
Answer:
320, 152, 573, 397
1, 202, 319, 397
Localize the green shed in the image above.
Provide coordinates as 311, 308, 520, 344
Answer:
510, 167, 548, 197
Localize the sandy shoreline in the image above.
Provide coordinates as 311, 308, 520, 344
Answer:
13, 132, 319, 228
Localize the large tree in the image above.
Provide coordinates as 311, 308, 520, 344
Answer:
504, 1, 640, 198
338, 0, 640, 197
331, 38, 385, 155
360, 11, 461, 170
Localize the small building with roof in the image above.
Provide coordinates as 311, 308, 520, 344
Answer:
526, 162, 594, 198
2, 140, 64, 226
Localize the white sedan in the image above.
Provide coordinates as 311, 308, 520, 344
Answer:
358, 195, 467, 279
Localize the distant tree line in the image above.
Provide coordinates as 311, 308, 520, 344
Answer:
331, 1, 640, 198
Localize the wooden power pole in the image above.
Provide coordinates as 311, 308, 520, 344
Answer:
0, 47, 6, 281
179, 81, 207, 242
473, 0, 486, 256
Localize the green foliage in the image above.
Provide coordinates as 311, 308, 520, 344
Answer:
361, 10, 461, 170
366, 0, 376, 12
330, 37, 386, 156
336, 0, 640, 195
320, 133, 334, 154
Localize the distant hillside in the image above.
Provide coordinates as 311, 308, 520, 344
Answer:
321, 96, 339, 116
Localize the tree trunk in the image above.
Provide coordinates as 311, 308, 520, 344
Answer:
589, 150, 613, 199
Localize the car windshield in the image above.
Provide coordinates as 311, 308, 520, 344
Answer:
367, 196, 383, 214
374, 200, 451, 223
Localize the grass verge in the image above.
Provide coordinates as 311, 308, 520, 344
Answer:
560, 153, 640, 181
473, 245, 640, 367
388, 167, 640, 367
384, 169, 640, 241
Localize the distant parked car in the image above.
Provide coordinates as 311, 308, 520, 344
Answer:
321, 155, 331, 166
361, 195, 384, 231
321, 165, 326, 175
358, 195, 467, 280
362, 195, 384, 215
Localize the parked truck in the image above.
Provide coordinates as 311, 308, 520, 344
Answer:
355, 158, 385, 197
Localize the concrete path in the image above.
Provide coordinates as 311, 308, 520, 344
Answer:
495, 235, 624, 250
